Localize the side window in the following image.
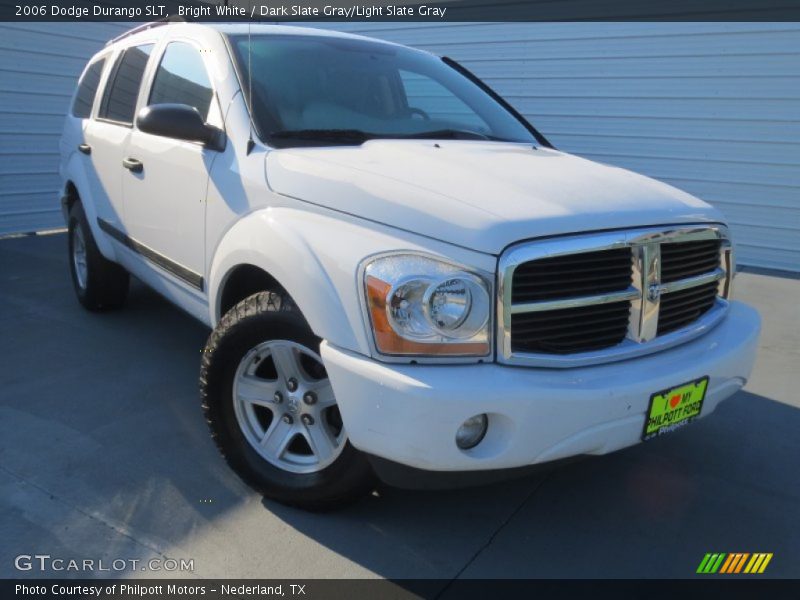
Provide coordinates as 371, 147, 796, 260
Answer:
149, 42, 213, 120
99, 44, 154, 125
72, 57, 106, 118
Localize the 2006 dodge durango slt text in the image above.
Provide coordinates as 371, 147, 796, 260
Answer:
58, 22, 761, 510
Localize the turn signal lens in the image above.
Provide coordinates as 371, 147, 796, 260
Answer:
363, 254, 491, 357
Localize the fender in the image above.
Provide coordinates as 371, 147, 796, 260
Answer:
208, 206, 371, 354
61, 152, 118, 261
208, 204, 498, 356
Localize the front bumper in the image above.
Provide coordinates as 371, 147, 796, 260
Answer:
321, 301, 760, 472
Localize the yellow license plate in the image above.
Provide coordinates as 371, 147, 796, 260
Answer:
642, 376, 709, 441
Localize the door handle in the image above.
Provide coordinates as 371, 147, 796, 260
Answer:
78, 143, 91, 155
122, 157, 143, 173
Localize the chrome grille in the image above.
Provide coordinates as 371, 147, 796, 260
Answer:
510, 248, 632, 354
511, 301, 631, 354
657, 280, 719, 335
498, 225, 733, 368
511, 247, 632, 303
661, 239, 721, 283
657, 239, 721, 335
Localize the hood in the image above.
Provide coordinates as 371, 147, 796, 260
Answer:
265, 140, 723, 255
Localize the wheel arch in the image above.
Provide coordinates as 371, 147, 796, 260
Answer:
62, 180, 80, 217
218, 263, 289, 318
60, 157, 116, 259
208, 208, 369, 354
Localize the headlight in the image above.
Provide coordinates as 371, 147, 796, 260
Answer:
362, 254, 491, 357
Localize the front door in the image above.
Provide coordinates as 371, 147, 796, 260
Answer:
121, 41, 219, 291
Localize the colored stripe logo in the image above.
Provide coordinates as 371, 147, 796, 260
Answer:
697, 552, 773, 574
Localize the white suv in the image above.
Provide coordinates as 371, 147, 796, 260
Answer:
60, 22, 761, 510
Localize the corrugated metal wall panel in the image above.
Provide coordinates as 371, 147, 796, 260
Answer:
0, 23, 127, 235
0, 22, 797, 272
295, 22, 800, 271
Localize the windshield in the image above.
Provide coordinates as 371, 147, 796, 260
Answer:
228, 34, 540, 146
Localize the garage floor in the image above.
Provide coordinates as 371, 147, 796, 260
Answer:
1, 233, 798, 584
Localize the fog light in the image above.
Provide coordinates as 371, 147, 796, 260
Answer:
456, 414, 488, 450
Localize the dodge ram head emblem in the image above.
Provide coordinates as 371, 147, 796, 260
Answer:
647, 283, 663, 302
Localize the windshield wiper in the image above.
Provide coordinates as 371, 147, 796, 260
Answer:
268, 127, 514, 146
396, 128, 496, 141
269, 129, 372, 145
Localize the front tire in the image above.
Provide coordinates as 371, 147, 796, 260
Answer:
67, 203, 129, 311
200, 291, 375, 510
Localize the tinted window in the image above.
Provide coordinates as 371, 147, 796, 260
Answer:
72, 57, 106, 118
149, 42, 213, 119
399, 70, 487, 132
100, 44, 153, 124
230, 35, 537, 145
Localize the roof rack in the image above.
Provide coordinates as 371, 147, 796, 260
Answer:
106, 15, 187, 46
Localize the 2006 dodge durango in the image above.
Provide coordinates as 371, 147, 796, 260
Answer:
59, 22, 761, 510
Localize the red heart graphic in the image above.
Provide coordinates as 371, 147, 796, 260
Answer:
669, 394, 681, 409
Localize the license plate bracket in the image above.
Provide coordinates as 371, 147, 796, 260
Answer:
642, 376, 709, 441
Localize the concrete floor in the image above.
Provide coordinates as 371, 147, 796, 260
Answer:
1, 233, 798, 586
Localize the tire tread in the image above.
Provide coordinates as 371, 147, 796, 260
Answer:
68, 202, 129, 311
200, 291, 374, 511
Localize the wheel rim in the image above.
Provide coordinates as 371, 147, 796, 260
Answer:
72, 226, 88, 290
232, 340, 346, 474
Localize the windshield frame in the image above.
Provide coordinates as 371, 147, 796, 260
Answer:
222, 32, 554, 149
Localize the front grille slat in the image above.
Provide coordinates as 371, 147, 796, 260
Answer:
513, 311, 631, 335
511, 247, 632, 305
657, 278, 719, 335
659, 284, 719, 311
656, 240, 721, 336
661, 239, 721, 283
661, 244, 719, 258
513, 280, 633, 299
662, 259, 719, 279
660, 297, 717, 319
507, 234, 725, 359
661, 239, 719, 253
514, 273, 632, 288
510, 246, 632, 354
531, 334, 630, 354
513, 316, 630, 339
514, 251, 631, 269
662, 255, 719, 272
512, 303, 631, 323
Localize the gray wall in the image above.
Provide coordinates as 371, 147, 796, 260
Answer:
0, 22, 798, 272
0, 23, 127, 234
298, 22, 800, 272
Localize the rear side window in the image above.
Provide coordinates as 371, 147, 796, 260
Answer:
100, 44, 154, 125
72, 57, 106, 118
149, 42, 213, 119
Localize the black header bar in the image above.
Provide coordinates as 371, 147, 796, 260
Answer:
2, 0, 800, 22
5, 579, 800, 600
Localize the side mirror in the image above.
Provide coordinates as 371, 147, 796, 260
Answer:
136, 104, 225, 151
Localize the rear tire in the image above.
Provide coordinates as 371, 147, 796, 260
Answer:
200, 291, 375, 511
67, 203, 129, 311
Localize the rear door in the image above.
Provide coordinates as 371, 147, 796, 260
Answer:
84, 43, 154, 230
61, 52, 107, 158
60, 53, 108, 220
121, 40, 219, 290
